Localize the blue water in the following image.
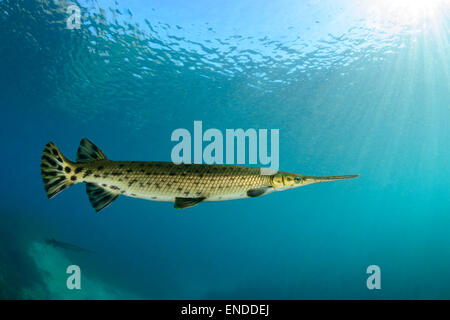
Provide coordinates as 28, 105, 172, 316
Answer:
0, 0, 449, 299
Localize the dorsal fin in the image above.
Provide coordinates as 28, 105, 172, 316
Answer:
76, 138, 107, 163
86, 183, 118, 212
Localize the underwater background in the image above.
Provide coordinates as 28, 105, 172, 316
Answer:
0, 0, 449, 299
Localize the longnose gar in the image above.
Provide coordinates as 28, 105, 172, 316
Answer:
44, 238, 94, 254
40, 138, 359, 211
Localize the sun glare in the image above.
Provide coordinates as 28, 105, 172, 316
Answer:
365, 0, 446, 27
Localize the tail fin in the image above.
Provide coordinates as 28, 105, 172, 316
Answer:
40, 142, 75, 199
42, 138, 118, 212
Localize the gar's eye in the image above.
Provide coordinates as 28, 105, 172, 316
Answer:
294, 177, 302, 183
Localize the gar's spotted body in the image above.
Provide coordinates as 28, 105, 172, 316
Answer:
40, 138, 359, 212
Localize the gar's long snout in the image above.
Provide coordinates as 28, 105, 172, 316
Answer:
303, 174, 360, 183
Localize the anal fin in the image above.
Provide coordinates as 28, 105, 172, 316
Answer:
174, 197, 206, 209
86, 183, 118, 212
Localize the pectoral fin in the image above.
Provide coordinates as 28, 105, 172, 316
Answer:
174, 197, 206, 209
247, 187, 270, 198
